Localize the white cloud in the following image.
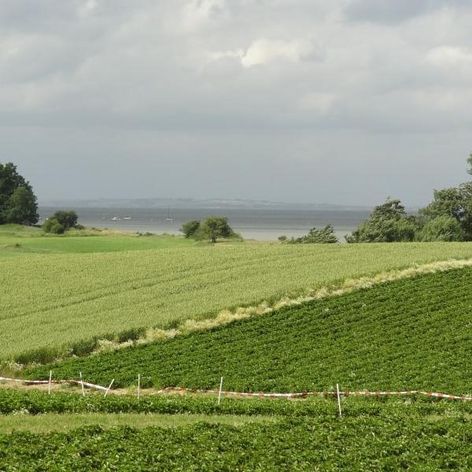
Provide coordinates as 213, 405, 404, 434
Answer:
208, 49, 244, 62
425, 46, 472, 67
209, 38, 317, 69
241, 38, 316, 68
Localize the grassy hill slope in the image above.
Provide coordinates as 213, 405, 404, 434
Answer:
29, 267, 472, 394
2, 240, 472, 360
0, 224, 195, 256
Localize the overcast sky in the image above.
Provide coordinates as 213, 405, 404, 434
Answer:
1, 0, 471, 206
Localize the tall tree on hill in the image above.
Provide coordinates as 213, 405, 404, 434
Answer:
419, 183, 472, 241
0, 163, 38, 225
346, 198, 417, 243
467, 152, 472, 175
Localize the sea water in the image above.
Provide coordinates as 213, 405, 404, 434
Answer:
39, 207, 369, 242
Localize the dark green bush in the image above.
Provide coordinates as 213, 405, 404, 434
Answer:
69, 338, 101, 357
117, 327, 146, 343
43, 218, 65, 234
43, 210, 79, 234
15, 346, 63, 365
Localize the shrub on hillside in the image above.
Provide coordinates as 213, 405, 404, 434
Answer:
181, 220, 200, 238
287, 225, 338, 244
43, 210, 79, 234
43, 219, 66, 234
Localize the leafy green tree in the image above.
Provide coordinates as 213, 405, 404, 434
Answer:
199, 216, 235, 243
180, 216, 237, 242
468, 152, 472, 175
417, 215, 463, 242
288, 225, 338, 244
419, 183, 472, 240
0, 162, 38, 225
43, 210, 78, 234
181, 220, 200, 238
346, 198, 417, 243
3, 186, 38, 225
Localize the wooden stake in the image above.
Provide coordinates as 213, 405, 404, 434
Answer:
336, 383, 342, 417
80, 372, 85, 397
137, 374, 141, 401
48, 370, 52, 395
104, 379, 114, 397
218, 376, 224, 406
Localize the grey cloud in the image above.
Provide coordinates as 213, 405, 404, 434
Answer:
344, 0, 469, 24
0, 0, 471, 207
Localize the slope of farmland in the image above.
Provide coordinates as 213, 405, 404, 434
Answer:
3, 241, 472, 360
29, 267, 472, 394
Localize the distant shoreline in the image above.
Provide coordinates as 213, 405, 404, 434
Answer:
39, 206, 368, 241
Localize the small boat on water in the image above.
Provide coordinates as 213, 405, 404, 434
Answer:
111, 216, 120, 221
123, 216, 132, 220
165, 208, 174, 222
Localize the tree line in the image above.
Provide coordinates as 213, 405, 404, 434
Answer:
346, 155, 472, 243
284, 154, 472, 244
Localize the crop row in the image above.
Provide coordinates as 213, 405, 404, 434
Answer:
2, 388, 471, 417
28, 267, 472, 394
0, 411, 470, 470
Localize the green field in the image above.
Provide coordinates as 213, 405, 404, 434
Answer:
29, 267, 472, 394
2, 228, 472, 469
0, 390, 470, 470
2, 226, 472, 360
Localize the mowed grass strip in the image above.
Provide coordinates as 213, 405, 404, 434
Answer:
3, 241, 472, 359
0, 413, 274, 434
30, 267, 472, 394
